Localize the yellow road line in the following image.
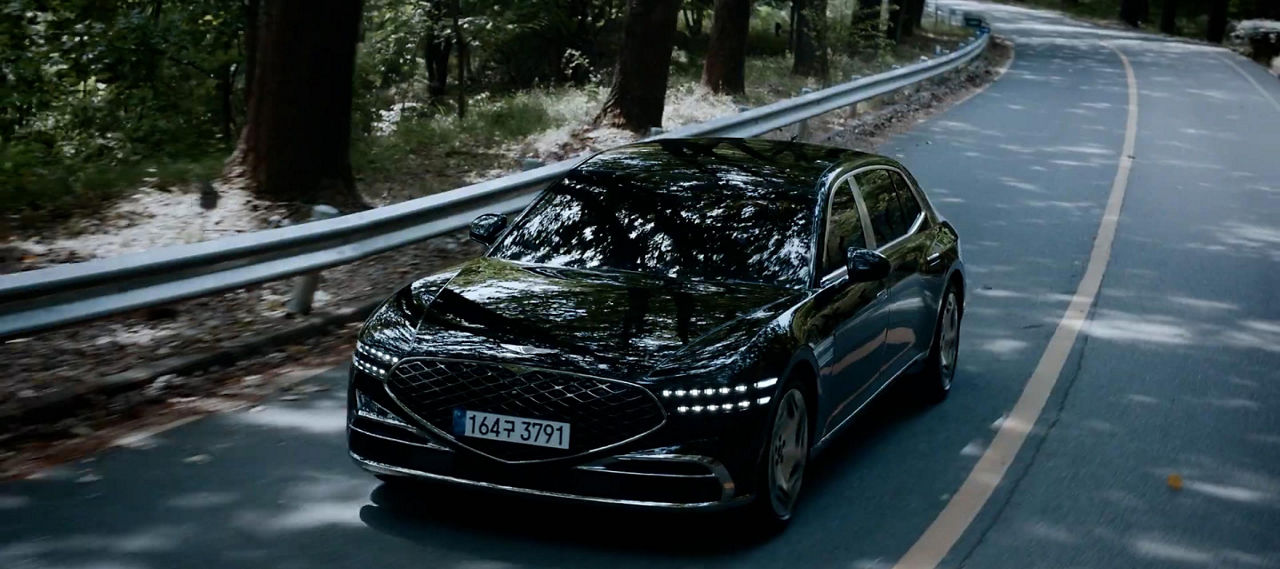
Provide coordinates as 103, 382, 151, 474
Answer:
891, 42, 1139, 569
1219, 55, 1280, 115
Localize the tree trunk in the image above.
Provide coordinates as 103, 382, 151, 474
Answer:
452, 0, 467, 118
702, 0, 750, 94
683, 5, 705, 36
243, 0, 258, 103
1159, 0, 1177, 34
218, 63, 234, 141
792, 0, 827, 78
229, 0, 364, 207
898, 1, 917, 38
1119, 0, 1148, 27
1206, 0, 1228, 43
424, 27, 452, 100
886, 1, 899, 41
595, 0, 683, 132
909, 0, 926, 30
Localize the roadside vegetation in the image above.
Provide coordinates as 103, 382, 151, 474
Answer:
2, 0, 972, 239
1007, 0, 1279, 49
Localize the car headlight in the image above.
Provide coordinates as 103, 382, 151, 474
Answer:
658, 377, 777, 414
353, 285, 425, 379
352, 341, 395, 378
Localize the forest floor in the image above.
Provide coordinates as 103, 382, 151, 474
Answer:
0, 32, 1011, 479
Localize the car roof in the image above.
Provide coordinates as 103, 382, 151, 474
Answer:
575, 137, 896, 204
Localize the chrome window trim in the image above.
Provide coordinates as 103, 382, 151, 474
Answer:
352, 452, 748, 510
382, 356, 668, 465
848, 165, 926, 253
876, 211, 924, 252
818, 172, 876, 288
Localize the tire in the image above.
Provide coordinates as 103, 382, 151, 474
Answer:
920, 285, 962, 403
749, 381, 811, 533
375, 474, 415, 489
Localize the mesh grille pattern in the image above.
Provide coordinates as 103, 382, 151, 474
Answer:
386, 358, 665, 462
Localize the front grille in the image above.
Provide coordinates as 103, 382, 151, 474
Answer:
385, 358, 665, 462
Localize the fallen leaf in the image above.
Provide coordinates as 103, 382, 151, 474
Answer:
1167, 473, 1183, 491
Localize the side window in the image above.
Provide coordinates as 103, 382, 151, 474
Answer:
888, 171, 923, 229
822, 182, 867, 276
854, 169, 909, 246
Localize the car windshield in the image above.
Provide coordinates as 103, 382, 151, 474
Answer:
489, 158, 815, 288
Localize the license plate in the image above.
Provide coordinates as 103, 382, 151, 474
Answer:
453, 409, 570, 449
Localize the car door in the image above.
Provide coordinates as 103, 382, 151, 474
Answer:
885, 169, 939, 364
851, 168, 919, 375
810, 178, 889, 436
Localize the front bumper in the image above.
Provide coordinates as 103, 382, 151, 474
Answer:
348, 369, 766, 510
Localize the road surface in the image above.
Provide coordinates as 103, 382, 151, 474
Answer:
3, 2, 1278, 568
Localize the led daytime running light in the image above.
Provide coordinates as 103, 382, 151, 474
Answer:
351, 354, 388, 378
357, 341, 397, 365
660, 376, 780, 399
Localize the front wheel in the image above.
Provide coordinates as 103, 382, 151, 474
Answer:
920, 286, 961, 403
750, 383, 810, 532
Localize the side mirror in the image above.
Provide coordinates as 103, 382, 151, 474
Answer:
846, 248, 891, 283
469, 213, 508, 245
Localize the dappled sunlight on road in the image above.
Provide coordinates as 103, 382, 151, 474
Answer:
229, 395, 348, 435
235, 473, 375, 533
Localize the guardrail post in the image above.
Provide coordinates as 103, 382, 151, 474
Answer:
796, 88, 813, 141
286, 204, 340, 316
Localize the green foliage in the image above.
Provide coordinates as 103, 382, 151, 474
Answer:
747, 5, 790, 56
1, 0, 243, 223
2, 0, 998, 230
354, 90, 556, 175
1007, 0, 1277, 37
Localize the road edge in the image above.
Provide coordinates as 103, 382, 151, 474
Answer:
891, 41, 1140, 569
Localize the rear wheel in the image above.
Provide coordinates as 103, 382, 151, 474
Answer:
920, 286, 961, 403
750, 382, 810, 532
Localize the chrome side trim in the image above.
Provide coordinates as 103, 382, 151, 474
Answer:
813, 351, 927, 453
352, 452, 751, 511
877, 212, 924, 252
598, 453, 736, 502
349, 424, 452, 452
355, 408, 411, 428
574, 465, 716, 479
383, 356, 668, 465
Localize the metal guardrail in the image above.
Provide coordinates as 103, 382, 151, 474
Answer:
0, 32, 989, 339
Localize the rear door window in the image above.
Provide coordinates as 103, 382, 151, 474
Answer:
854, 169, 909, 246
887, 170, 923, 231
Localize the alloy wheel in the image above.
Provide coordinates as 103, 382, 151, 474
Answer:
938, 292, 960, 390
768, 388, 809, 519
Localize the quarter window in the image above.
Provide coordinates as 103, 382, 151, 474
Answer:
822, 182, 867, 276
854, 169, 910, 245
887, 170, 923, 229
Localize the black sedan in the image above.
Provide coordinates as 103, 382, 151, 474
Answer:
348, 137, 964, 528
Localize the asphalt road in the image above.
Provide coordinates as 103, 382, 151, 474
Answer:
4, 3, 1278, 568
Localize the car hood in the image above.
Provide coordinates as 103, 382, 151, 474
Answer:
408, 257, 800, 380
